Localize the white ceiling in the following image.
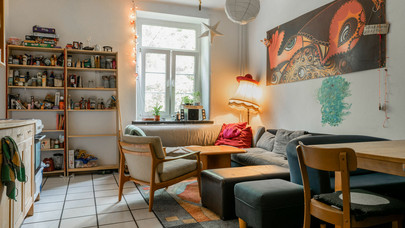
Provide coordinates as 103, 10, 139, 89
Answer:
151, 0, 226, 10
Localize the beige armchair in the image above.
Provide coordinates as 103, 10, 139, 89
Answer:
118, 135, 202, 211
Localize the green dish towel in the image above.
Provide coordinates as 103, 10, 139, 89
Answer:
1, 136, 26, 200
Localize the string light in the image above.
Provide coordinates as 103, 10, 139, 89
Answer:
130, 0, 139, 77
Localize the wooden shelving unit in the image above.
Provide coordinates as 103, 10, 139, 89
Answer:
7, 64, 64, 70
67, 67, 117, 72
9, 86, 65, 90
41, 148, 64, 152
5, 45, 120, 176
42, 129, 64, 133
43, 170, 64, 175
67, 87, 117, 91
8, 109, 64, 112
67, 109, 116, 112
67, 165, 119, 173
65, 49, 119, 175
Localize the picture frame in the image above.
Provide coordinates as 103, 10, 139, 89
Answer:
73, 41, 79, 49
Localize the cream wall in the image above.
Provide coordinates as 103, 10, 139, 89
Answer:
1, 0, 241, 125
247, 0, 405, 139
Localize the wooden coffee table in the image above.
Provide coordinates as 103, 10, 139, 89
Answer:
185, 145, 246, 170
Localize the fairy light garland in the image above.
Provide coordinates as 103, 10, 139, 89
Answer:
130, 0, 138, 77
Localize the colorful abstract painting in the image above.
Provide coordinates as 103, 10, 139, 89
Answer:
266, 0, 386, 85
318, 76, 351, 126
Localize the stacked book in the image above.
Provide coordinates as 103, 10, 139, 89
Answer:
23, 25, 59, 48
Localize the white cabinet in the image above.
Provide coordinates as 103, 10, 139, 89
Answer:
0, 121, 35, 228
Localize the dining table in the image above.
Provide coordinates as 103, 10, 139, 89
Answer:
318, 140, 405, 190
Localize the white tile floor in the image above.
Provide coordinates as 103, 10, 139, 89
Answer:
22, 173, 163, 228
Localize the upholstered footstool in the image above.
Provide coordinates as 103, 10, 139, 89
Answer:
235, 179, 304, 228
201, 165, 290, 220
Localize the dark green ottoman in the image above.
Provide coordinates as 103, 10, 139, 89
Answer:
235, 179, 304, 228
201, 165, 290, 220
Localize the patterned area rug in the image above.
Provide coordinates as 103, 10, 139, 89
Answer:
137, 179, 238, 228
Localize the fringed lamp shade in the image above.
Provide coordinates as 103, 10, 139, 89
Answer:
225, 0, 261, 25
228, 74, 260, 114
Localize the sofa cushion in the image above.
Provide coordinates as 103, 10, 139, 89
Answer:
215, 122, 253, 148
256, 132, 275, 151
253, 126, 265, 147
137, 124, 222, 147
272, 129, 305, 157
231, 148, 289, 168
159, 158, 198, 182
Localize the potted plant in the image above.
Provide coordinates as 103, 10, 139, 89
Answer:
152, 103, 163, 121
181, 96, 193, 105
193, 91, 201, 106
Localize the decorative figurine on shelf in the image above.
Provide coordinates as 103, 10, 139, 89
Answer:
103, 46, 112, 52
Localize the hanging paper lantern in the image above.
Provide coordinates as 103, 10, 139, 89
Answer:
225, 0, 260, 25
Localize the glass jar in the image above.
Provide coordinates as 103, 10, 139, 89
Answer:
109, 75, 116, 88
53, 153, 63, 170
102, 76, 109, 88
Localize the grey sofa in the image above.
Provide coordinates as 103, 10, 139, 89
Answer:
133, 125, 287, 163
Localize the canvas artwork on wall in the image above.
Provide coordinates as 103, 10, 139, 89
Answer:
265, 0, 386, 85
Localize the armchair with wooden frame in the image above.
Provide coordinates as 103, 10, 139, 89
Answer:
296, 142, 405, 228
118, 135, 202, 212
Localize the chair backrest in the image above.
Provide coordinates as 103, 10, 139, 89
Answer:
296, 142, 358, 226
297, 142, 357, 172
120, 135, 165, 183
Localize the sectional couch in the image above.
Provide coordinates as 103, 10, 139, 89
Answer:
127, 124, 405, 199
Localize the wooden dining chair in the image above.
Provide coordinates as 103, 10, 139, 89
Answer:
296, 142, 405, 228
118, 135, 202, 212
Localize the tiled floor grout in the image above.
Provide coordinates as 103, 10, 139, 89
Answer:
91, 174, 100, 228
22, 173, 164, 228
58, 175, 70, 228
112, 172, 139, 228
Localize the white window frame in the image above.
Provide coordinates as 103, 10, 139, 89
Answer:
136, 18, 202, 119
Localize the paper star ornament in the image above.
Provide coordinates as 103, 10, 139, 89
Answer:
199, 21, 223, 43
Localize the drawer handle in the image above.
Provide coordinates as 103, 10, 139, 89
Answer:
27, 130, 32, 134
17, 133, 23, 137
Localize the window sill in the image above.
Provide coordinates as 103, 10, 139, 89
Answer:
132, 120, 214, 125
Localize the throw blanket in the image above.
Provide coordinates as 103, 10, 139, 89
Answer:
1, 136, 26, 200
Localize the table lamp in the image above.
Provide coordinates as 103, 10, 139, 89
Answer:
228, 74, 261, 124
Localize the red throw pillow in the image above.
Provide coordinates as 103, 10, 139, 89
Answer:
215, 122, 252, 148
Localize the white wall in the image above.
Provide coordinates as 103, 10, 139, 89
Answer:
3, 0, 241, 125
247, 0, 405, 139
0, 0, 9, 119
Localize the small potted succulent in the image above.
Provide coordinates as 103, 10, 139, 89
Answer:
152, 103, 163, 121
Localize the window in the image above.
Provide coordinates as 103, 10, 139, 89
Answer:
137, 17, 206, 119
